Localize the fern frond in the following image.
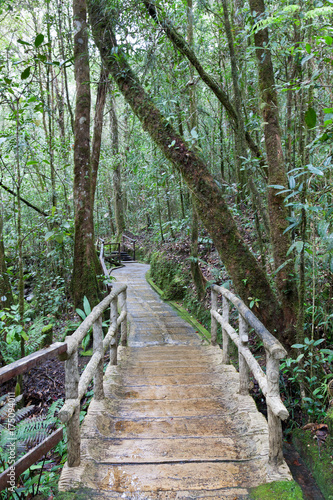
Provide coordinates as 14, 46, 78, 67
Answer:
304, 6, 333, 19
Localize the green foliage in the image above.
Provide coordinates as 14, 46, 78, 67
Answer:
281, 339, 333, 422
0, 397, 65, 500
0, 308, 47, 365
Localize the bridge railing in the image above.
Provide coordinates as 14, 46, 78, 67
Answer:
210, 284, 288, 468
58, 284, 127, 467
122, 234, 136, 261
96, 237, 121, 268
0, 344, 67, 491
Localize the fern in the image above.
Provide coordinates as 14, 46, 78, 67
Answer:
0, 395, 64, 471
304, 6, 333, 19
251, 4, 300, 33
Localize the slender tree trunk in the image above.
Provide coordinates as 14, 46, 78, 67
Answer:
249, 0, 298, 331
0, 207, 14, 310
71, 0, 102, 309
88, 0, 294, 345
187, 0, 206, 301
109, 93, 125, 239
91, 65, 109, 207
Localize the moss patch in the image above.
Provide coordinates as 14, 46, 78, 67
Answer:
249, 480, 303, 499
293, 429, 333, 499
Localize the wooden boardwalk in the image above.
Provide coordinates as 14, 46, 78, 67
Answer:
59, 263, 291, 498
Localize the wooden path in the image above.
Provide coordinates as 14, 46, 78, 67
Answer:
59, 263, 291, 498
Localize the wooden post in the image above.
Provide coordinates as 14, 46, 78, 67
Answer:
64, 344, 80, 467
238, 315, 250, 395
119, 289, 127, 345
93, 316, 104, 400
133, 240, 136, 261
110, 297, 118, 365
266, 351, 284, 466
211, 288, 218, 345
222, 296, 230, 364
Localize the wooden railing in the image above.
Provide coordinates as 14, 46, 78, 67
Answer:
97, 237, 121, 268
0, 283, 128, 487
122, 234, 136, 261
210, 284, 289, 468
0, 343, 67, 491
58, 283, 127, 467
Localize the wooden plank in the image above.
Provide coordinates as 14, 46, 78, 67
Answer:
0, 427, 63, 491
0, 342, 67, 385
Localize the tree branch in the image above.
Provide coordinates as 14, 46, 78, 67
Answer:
0, 182, 48, 217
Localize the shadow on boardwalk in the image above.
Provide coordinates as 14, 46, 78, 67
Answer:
58, 263, 291, 499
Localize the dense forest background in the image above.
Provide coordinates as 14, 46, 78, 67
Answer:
1, 0, 333, 496
0, 0, 333, 457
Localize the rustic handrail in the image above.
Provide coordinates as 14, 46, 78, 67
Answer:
0, 342, 67, 385
97, 237, 121, 267
210, 284, 288, 468
58, 283, 127, 467
122, 234, 136, 261
0, 344, 66, 492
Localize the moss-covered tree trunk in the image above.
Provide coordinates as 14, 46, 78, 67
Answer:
71, 0, 102, 309
87, 0, 296, 345
249, 0, 298, 331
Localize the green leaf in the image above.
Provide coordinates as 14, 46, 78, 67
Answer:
304, 107, 317, 128
83, 296, 92, 317
34, 34, 44, 48
287, 241, 304, 256
268, 184, 286, 190
21, 67, 31, 80
291, 343, 305, 349
325, 35, 333, 45
55, 233, 64, 244
44, 231, 54, 241
305, 43, 311, 54
17, 38, 32, 46
75, 308, 86, 321
307, 164, 324, 176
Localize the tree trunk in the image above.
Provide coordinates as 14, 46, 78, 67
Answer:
249, 0, 298, 331
109, 93, 125, 239
187, 0, 206, 301
91, 65, 109, 208
71, 0, 102, 309
142, 0, 263, 163
88, 0, 295, 345
0, 208, 14, 310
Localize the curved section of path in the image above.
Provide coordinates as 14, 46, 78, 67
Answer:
59, 263, 291, 499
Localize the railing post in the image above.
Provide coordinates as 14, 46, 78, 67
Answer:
118, 243, 121, 264
133, 240, 136, 261
266, 351, 284, 466
119, 289, 127, 346
238, 315, 250, 395
222, 296, 230, 364
110, 297, 118, 365
211, 287, 218, 345
64, 343, 80, 467
93, 316, 104, 400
